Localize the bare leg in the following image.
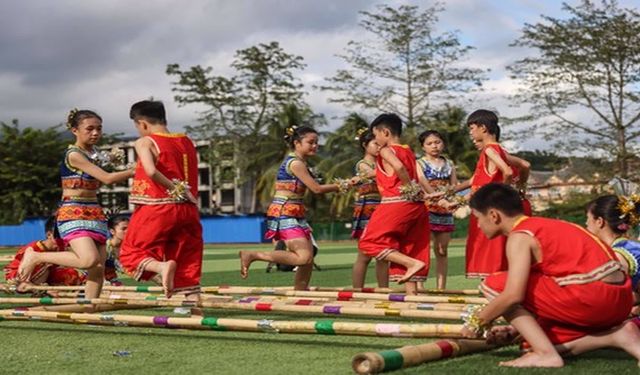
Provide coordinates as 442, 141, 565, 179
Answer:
499, 306, 564, 367
375, 260, 389, 288
239, 238, 313, 279
352, 252, 372, 288
18, 237, 100, 280
84, 244, 107, 299
556, 319, 640, 365
144, 259, 177, 297
294, 263, 313, 290
433, 232, 450, 290
404, 281, 418, 295
383, 251, 425, 284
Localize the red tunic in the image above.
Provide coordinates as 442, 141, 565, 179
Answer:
120, 133, 203, 294
481, 217, 633, 344
4, 240, 84, 286
358, 144, 430, 282
466, 143, 510, 278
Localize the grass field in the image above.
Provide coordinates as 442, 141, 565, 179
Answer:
0, 241, 637, 374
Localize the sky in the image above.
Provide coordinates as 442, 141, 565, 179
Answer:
0, 0, 635, 150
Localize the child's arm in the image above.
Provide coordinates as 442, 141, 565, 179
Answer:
449, 162, 459, 187
506, 154, 530, 190
485, 148, 513, 184
453, 178, 471, 192
357, 161, 376, 179
415, 160, 436, 194
290, 160, 339, 194
68, 152, 134, 185
135, 137, 198, 204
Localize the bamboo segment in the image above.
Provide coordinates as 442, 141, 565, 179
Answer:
0, 310, 466, 338
352, 339, 499, 374
0, 297, 476, 321
307, 287, 480, 296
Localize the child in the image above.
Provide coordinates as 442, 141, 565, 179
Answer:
239, 125, 345, 290
351, 129, 388, 288
18, 109, 134, 299
358, 114, 445, 295
464, 109, 519, 278
119, 100, 202, 299
462, 183, 637, 368
416, 130, 458, 290
105, 215, 129, 286
6, 216, 85, 292
585, 195, 640, 303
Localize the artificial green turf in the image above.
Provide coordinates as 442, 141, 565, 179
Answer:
0, 242, 637, 374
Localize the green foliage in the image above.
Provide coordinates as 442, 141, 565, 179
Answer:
508, 0, 640, 177
514, 150, 567, 171
538, 191, 602, 224
0, 121, 68, 224
320, 4, 485, 130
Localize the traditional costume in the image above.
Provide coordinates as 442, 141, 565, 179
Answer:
120, 133, 202, 295
265, 153, 312, 241
351, 159, 381, 239
611, 237, 640, 290
4, 240, 85, 286
104, 239, 123, 285
358, 145, 430, 283
481, 217, 633, 344
417, 156, 455, 233
57, 145, 108, 245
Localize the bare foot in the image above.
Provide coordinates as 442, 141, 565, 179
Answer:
239, 251, 255, 279
610, 319, 640, 362
160, 260, 177, 298
16, 282, 34, 294
486, 325, 520, 345
17, 248, 39, 282
499, 351, 563, 368
397, 261, 425, 284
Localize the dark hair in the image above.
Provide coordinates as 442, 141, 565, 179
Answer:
470, 183, 524, 216
108, 215, 130, 230
370, 113, 402, 136
129, 100, 167, 125
284, 125, 318, 149
466, 109, 499, 136
66, 109, 102, 130
358, 130, 376, 151
586, 195, 640, 234
418, 130, 445, 147
44, 215, 60, 239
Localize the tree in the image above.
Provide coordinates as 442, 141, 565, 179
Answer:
0, 121, 68, 224
320, 4, 485, 136
167, 41, 309, 212
508, 0, 640, 177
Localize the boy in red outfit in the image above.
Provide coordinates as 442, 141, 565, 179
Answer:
119, 100, 202, 299
358, 114, 444, 294
465, 109, 517, 278
462, 183, 638, 368
5, 216, 85, 291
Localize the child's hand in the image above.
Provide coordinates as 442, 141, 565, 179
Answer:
185, 190, 199, 205
424, 191, 445, 200
349, 176, 361, 185
437, 199, 457, 211
460, 325, 482, 339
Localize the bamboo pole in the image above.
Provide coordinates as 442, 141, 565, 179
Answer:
212, 289, 488, 305
0, 296, 477, 321
307, 287, 480, 296
0, 309, 466, 338
352, 339, 501, 374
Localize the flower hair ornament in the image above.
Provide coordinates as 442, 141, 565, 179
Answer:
66, 108, 79, 130
355, 127, 368, 141
618, 194, 640, 227
285, 125, 299, 137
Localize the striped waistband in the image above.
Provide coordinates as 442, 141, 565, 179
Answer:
61, 196, 99, 203
380, 196, 422, 204
553, 260, 622, 286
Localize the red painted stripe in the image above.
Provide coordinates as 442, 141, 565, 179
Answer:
362, 288, 375, 293
294, 299, 313, 305
337, 291, 353, 301
255, 303, 272, 311
435, 340, 455, 358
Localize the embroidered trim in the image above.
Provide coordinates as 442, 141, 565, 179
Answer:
553, 260, 622, 286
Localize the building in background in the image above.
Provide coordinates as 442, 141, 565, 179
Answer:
98, 139, 253, 215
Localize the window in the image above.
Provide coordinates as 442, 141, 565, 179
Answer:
221, 189, 235, 206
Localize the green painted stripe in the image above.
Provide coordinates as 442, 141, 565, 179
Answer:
201, 317, 226, 331
39, 297, 53, 305
314, 320, 335, 335
136, 286, 150, 292
145, 296, 158, 301
380, 350, 404, 371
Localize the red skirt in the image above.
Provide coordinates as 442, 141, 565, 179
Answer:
465, 214, 508, 278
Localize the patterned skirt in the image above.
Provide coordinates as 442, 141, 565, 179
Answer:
265, 198, 311, 241
56, 196, 108, 245
429, 211, 455, 233
351, 197, 380, 239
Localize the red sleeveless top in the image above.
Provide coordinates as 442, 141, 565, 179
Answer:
375, 144, 418, 198
471, 143, 510, 193
512, 217, 621, 285
130, 133, 199, 205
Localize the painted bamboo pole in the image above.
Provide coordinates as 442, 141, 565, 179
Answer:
212, 289, 489, 305
307, 287, 480, 296
352, 339, 500, 374
0, 309, 466, 338
0, 297, 478, 321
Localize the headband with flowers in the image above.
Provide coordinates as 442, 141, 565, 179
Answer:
618, 193, 640, 228
355, 127, 368, 141
285, 125, 299, 137
66, 108, 79, 130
